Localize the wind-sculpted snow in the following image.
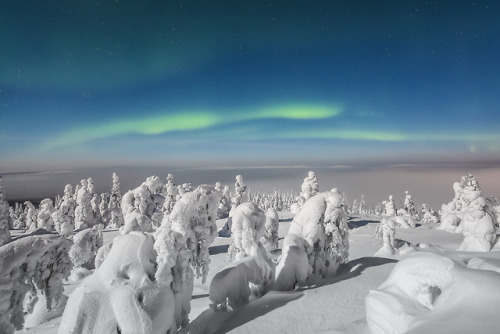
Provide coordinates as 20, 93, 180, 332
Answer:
0, 232, 72, 333
275, 189, 349, 290
59, 232, 176, 334
366, 251, 500, 334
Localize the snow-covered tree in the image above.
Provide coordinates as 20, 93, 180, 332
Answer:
455, 174, 497, 251
300, 171, 319, 201
275, 189, 349, 290
217, 185, 231, 219
37, 198, 55, 231
52, 184, 76, 236
74, 179, 94, 229
211, 202, 274, 310
0, 233, 72, 333
384, 195, 396, 216
59, 232, 176, 334
25, 201, 38, 233
421, 204, 439, 224
99, 193, 110, 226
108, 173, 124, 229
261, 207, 279, 251
230, 175, 247, 216
121, 176, 164, 234
154, 185, 220, 328
162, 174, 177, 214
0, 176, 11, 246
374, 217, 396, 257
69, 225, 103, 271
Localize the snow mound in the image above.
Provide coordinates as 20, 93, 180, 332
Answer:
366, 251, 500, 334
59, 232, 175, 334
0, 233, 72, 333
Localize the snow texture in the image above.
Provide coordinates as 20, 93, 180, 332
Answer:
275, 189, 349, 290
0, 232, 72, 333
59, 232, 176, 334
366, 251, 500, 334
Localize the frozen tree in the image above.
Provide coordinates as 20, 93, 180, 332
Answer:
108, 173, 124, 228
99, 193, 110, 226
290, 195, 306, 214
162, 174, 177, 214
261, 207, 279, 251
86, 177, 96, 195
90, 194, 102, 226
0, 233, 72, 333
384, 195, 396, 216
401, 191, 419, 219
69, 225, 103, 271
421, 204, 439, 224
25, 201, 38, 233
37, 198, 55, 231
217, 185, 231, 219
275, 189, 349, 290
121, 176, 164, 234
211, 202, 275, 310
439, 174, 497, 252
300, 171, 319, 201
59, 232, 176, 334
230, 175, 247, 216
0, 176, 11, 246
52, 185, 76, 236
74, 179, 94, 229
456, 174, 497, 251
373, 217, 396, 257
154, 185, 220, 328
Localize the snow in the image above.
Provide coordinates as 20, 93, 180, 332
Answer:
4, 173, 500, 334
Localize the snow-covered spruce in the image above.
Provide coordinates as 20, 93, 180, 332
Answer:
69, 225, 103, 272
37, 198, 55, 231
24, 201, 38, 233
275, 189, 349, 290
162, 173, 177, 214
121, 176, 164, 234
154, 185, 220, 328
384, 195, 396, 216
229, 175, 247, 216
421, 204, 439, 224
0, 176, 11, 246
59, 232, 176, 334
439, 174, 497, 251
107, 172, 124, 228
52, 184, 76, 236
300, 171, 319, 201
74, 179, 95, 230
261, 207, 279, 252
0, 232, 72, 333
211, 202, 275, 310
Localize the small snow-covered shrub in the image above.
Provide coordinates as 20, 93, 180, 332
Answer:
384, 195, 396, 216
59, 232, 175, 334
0, 233, 72, 333
275, 189, 349, 290
69, 225, 103, 270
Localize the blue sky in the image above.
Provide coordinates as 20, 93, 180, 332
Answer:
1, 1, 500, 201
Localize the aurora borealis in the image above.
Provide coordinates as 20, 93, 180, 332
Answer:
1, 1, 500, 202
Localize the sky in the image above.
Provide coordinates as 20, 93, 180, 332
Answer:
1, 1, 500, 204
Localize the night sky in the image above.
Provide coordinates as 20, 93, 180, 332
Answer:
1, 1, 500, 203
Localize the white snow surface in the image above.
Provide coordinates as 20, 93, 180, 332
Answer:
12, 212, 500, 334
